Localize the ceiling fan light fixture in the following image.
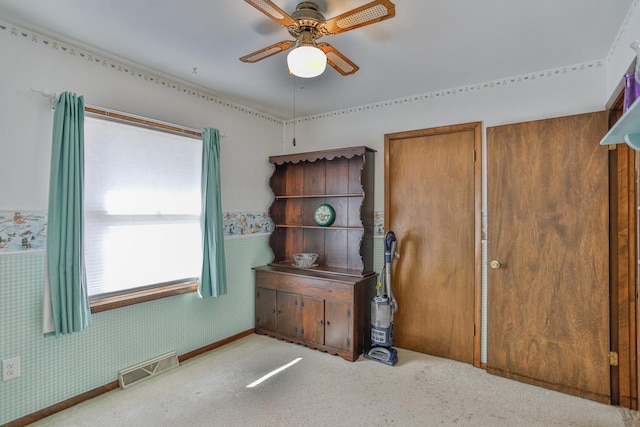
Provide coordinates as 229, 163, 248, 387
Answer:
287, 45, 327, 78
242, 0, 396, 76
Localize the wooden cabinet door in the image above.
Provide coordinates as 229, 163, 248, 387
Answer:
256, 288, 276, 332
302, 296, 325, 344
486, 112, 610, 403
325, 301, 352, 351
277, 292, 302, 339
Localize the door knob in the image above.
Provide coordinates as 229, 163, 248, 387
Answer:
490, 260, 501, 269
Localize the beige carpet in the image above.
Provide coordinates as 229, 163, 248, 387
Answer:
32, 334, 640, 426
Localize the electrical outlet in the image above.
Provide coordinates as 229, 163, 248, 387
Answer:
2, 357, 20, 381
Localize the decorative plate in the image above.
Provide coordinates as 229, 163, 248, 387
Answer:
313, 203, 335, 227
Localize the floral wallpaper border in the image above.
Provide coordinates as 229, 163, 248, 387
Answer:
0, 211, 277, 255
0, 210, 384, 254
224, 211, 274, 237
0, 211, 47, 253
374, 211, 385, 237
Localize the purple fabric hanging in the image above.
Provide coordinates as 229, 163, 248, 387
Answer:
624, 72, 640, 112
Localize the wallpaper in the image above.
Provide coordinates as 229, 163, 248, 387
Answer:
0, 210, 277, 255
0, 211, 47, 252
0, 210, 384, 255
0, 234, 276, 424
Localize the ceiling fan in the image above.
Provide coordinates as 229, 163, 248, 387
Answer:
240, 0, 396, 77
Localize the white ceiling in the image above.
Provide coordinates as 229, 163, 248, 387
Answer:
0, 0, 634, 119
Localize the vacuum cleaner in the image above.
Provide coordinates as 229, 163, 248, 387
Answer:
364, 231, 399, 366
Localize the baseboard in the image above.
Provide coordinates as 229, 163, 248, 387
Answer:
4, 328, 255, 427
486, 365, 610, 405
179, 328, 254, 363
4, 381, 121, 427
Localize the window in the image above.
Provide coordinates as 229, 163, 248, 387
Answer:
84, 115, 202, 300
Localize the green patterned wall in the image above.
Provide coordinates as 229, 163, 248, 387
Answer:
0, 234, 273, 425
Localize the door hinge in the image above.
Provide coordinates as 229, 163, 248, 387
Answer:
347, 337, 351, 349
256, 291, 260, 298
473, 150, 477, 162
347, 307, 351, 318
608, 144, 617, 151
473, 324, 476, 336
610, 351, 619, 366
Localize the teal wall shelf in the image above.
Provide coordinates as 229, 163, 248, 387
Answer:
601, 97, 640, 150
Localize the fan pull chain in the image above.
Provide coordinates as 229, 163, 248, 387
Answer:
292, 75, 296, 146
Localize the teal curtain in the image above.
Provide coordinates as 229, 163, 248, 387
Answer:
199, 128, 227, 298
46, 92, 91, 335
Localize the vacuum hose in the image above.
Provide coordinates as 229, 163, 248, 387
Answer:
384, 231, 398, 313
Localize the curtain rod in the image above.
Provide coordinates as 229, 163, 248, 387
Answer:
85, 106, 205, 138
30, 89, 227, 138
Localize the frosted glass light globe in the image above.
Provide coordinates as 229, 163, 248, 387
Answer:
287, 46, 327, 78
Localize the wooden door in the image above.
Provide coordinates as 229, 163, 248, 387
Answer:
302, 296, 324, 344
256, 288, 276, 332
385, 123, 482, 365
486, 111, 610, 403
276, 292, 302, 339
325, 301, 351, 351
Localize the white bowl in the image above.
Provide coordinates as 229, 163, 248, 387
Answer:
293, 253, 318, 268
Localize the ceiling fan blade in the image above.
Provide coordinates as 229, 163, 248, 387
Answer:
244, 0, 296, 28
240, 40, 295, 63
317, 43, 359, 76
322, 0, 395, 35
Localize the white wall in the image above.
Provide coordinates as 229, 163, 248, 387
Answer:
283, 62, 607, 210
0, 21, 282, 213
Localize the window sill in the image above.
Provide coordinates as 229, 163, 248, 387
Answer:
90, 280, 199, 313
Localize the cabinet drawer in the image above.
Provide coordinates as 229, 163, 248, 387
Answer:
255, 270, 353, 302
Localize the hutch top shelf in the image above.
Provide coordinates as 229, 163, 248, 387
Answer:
269, 146, 374, 165
267, 146, 375, 277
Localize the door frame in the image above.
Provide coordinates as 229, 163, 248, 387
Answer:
608, 89, 638, 409
384, 121, 483, 368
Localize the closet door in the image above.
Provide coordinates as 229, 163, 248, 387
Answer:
486, 111, 610, 403
385, 122, 482, 365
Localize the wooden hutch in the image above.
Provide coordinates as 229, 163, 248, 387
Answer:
253, 146, 377, 361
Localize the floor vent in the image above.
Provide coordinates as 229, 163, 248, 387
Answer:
118, 352, 179, 389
